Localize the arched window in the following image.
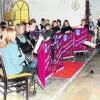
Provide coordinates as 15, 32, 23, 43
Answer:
12, 0, 29, 25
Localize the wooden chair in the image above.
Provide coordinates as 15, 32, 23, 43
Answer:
0, 55, 32, 100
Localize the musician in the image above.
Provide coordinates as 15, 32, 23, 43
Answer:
42, 24, 52, 40
39, 18, 46, 30
80, 19, 89, 29
61, 20, 73, 33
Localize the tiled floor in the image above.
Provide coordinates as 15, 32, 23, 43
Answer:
0, 50, 100, 100
57, 52, 100, 100
0, 78, 68, 100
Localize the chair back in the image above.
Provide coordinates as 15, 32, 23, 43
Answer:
0, 55, 7, 77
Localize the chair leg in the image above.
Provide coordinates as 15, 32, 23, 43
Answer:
26, 79, 29, 100
3, 81, 7, 100
31, 74, 36, 95
32, 80, 36, 95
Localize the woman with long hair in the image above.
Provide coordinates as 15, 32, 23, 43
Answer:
61, 20, 73, 33
0, 28, 24, 75
0, 28, 37, 78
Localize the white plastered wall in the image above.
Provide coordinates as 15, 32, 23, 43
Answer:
90, 0, 100, 25
13, 0, 86, 26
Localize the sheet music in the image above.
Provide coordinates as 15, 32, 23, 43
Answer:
83, 41, 96, 48
34, 35, 44, 53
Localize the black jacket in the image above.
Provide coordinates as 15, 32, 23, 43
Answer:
61, 26, 73, 33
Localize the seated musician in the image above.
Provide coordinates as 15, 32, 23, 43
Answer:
57, 19, 62, 29
29, 20, 39, 40
15, 23, 33, 56
38, 18, 46, 31
24, 22, 36, 47
42, 24, 52, 40
0, 28, 36, 77
80, 19, 89, 28
51, 20, 61, 36
61, 20, 73, 33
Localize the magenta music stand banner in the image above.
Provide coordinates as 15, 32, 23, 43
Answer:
54, 33, 63, 72
62, 32, 74, 59
38, 39, 52, 88
73, 28, 88, 53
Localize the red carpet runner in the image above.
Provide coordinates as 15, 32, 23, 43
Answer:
53, 61, 85, 78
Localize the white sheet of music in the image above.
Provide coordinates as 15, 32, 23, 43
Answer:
34, 35, 44, 53
83, 41, 96, 48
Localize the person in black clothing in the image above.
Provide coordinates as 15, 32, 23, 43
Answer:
51, 20, 61, 33
28, 20, 39, 40
30, 18, 39, 31
61, 20, 73, 33
39, 18, 45, 30
81, 19, 89, 28
15, 23, 33, 55
51, 20, 61, 61
24, 22, 36, 47
42, 24, 52, 40
57, 19, 62, 29
24, 23, 31, 39
51, 20, 61, 39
